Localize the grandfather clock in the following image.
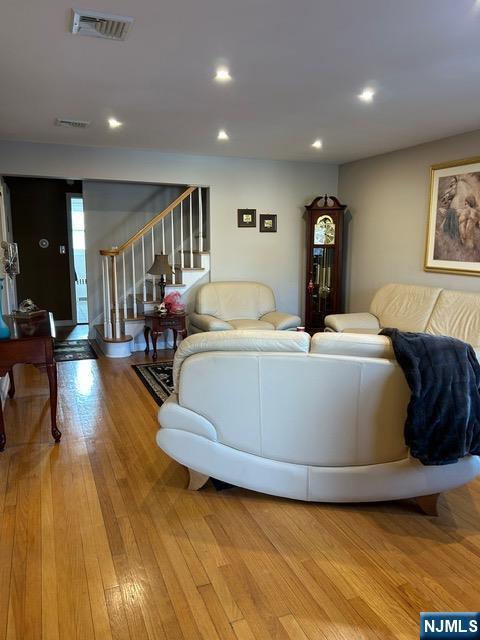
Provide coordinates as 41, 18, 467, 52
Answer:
305, 194, 346, 332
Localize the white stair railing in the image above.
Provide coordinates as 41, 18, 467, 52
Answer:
99, 185, 201, 340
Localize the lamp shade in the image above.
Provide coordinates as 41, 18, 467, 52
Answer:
147, 254, 174, 277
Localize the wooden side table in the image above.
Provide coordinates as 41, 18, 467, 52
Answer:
0, 312, 61, 451
144, 312, 187, 360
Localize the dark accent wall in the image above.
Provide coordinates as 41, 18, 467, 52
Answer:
5, 177, 82, 320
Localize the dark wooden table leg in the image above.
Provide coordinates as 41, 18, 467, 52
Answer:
0, 403, 5, 452
152, 331, 158, 361
172, 328, 178, 351
144, 325, 150, 354
46, 363, 62, 443
8, 368, 15, 398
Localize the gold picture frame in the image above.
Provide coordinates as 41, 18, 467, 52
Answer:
425, 156, 480, 276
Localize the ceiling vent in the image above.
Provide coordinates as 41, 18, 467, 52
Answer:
71, 9, 134, 41
55, 117, 91, 129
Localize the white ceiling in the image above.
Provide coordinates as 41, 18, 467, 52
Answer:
1, 0, 480, 163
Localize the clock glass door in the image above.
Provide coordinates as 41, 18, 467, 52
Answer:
311, 215, 336, 327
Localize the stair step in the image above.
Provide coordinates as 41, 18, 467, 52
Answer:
94, 324, 133, 343
112, 307, 143, 320
144, 283, 186, 290
182, 250, 210, 255
174, 266, 204, 271
113, 306, 182, 322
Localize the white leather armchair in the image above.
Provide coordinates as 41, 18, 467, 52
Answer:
189, 281, 301, 333
157, 330, 480, 506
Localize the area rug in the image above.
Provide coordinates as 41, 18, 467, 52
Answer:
54, 339, 98, 362
132, 361, 174, 406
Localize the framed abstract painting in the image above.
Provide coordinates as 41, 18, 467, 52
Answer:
425, 157, 480, 276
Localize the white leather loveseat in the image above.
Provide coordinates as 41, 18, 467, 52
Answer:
156, 330, 480, 506
189, 281, 301, 333
325, 283, 480, 350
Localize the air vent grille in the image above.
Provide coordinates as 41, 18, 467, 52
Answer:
55, 117, 91, 129
71, 9, 134, 41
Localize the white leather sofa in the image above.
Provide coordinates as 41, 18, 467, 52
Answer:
325, 283, 480, 350
156, 330, 480, 505
189, 281, 301, 333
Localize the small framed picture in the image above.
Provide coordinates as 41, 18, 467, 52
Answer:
260, 214, 277, 233
237, 209, 256, 228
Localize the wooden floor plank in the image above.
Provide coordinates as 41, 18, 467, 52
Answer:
40, 448, 59, 640
0, 352, 478, 640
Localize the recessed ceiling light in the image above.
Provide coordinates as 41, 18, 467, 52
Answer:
358, 88, 375, 103
311, 139, 323, 149
108, 117, 123, 129
215, 66, 232, 83
217, 129, 229, 141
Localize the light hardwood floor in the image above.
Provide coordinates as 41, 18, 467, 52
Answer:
0, 350, 479, 639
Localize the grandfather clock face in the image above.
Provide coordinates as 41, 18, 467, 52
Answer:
314, 214, 335, 245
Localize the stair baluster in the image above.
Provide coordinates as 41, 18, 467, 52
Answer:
104, 255, 112, 338
141, 236, 146, 303
112, 255, 121, 338
180, 200, 184, 269
131, 244, 137, 319
199, 187, 203, 253
171, 208, 175, 285
122, 253, 127, 319
189, 193, 193, 268
151, 227, 155, 299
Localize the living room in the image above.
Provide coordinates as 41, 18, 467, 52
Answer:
0, 1, 480, 639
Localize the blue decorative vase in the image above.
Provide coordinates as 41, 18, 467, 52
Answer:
0, 278, 11, 340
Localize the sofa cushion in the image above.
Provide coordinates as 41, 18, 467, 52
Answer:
195, 281, 276, 320
426, 289, 480, 349
228, 319, 274, 330
311, 332, 395, 359
370, 283, 442, 332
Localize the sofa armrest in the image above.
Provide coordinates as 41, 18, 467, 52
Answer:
260, 311, 301, 330
189, 312, 232, 332
311, 332, 394, 359
324, 312, 380, 333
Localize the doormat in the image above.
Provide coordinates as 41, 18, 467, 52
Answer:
132, 361, 174, 406
54, 339, 98, 362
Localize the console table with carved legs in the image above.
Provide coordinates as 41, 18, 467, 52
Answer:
0, 312, 61, 451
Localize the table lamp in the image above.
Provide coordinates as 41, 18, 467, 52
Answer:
147, 254, 174, 302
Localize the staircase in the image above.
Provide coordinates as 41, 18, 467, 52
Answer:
96, 186, 209, 357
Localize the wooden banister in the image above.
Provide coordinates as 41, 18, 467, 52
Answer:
99, 185, 197, 256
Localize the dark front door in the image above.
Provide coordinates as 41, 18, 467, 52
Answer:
5, 177, 82, 322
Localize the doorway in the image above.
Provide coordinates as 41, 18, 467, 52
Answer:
5, 177, 82, 323
67, 195, 89, 325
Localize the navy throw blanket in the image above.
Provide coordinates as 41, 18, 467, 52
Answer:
381, 329, 480, 465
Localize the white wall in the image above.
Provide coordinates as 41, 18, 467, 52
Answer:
0, 140, 338, 317
339, 128, 480, 311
